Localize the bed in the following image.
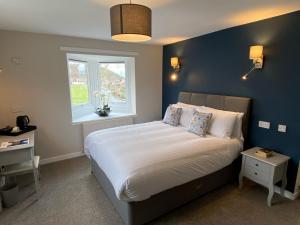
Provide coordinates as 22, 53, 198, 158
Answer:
85, 92, 251, 225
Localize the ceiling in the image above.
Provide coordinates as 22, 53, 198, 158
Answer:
0, 0, 300, 45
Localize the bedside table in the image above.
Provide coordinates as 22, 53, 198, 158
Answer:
239, 147, 290, 207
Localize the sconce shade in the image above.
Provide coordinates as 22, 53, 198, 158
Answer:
249, 45, 263, 59
110, 4, 152, 42
171, 57, 179, 68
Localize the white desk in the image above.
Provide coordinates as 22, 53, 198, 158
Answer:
0, 131, 40, 197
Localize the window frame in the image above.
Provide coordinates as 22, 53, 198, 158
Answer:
66, 53, 136, 121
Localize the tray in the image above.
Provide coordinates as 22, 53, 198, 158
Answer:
0, 126, 37, 136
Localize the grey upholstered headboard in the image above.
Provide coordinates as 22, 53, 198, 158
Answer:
178, 92, 251, 139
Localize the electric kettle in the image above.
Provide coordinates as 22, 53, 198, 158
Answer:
16, 115, 30, 130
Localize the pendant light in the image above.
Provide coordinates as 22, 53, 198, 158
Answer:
110, 0, 152, 42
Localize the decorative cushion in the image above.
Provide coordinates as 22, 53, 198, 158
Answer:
163, 105, 183, 126
188, 110, 212, 136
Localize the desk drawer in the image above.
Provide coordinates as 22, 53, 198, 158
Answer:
244, 165, 270, 186
245, 157, 271, 173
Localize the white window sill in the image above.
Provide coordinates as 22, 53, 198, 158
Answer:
72, 112, 137, 125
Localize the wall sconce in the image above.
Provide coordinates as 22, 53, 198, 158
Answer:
241, 45, 264, 80
170, 57, 180, 72
170, 73, 178, 81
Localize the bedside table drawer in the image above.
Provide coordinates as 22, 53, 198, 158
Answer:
245, 157, 271, 173
244, 167, 269, 186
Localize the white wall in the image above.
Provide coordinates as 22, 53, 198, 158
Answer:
0, 30, 162, 160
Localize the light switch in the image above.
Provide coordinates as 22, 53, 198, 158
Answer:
278, 124, 287, 133
258, 121, 270, 129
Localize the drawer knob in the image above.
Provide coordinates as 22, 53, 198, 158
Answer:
254, 172, 258, 175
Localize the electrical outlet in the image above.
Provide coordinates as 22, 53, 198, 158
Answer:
11, 56, 24, 65
278, 124, 287, 133
258, 121, 270, 129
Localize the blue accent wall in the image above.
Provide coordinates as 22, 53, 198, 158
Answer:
163, 11, 300, 192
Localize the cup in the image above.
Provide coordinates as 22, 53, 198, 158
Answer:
11, 126, 20, 133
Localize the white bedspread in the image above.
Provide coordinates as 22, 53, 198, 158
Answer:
84, 121, 242, 202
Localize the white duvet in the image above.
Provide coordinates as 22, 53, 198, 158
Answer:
84, 121, 242, 202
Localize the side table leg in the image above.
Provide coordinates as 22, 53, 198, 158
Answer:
239, 156, 245, 189
267, 184, 274, 207
281, 162, 288, 197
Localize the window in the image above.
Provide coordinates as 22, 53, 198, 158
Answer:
68, 60, 89, 106
67, 53, 136, 122
98, 63, 126, 103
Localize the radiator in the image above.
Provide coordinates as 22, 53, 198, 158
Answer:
82, 116, 134, 140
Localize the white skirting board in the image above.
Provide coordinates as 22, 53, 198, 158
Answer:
274, 185, 299, 200
40, 151, 85, 165
281, 160, 300, 200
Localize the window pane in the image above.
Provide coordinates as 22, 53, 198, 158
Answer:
98, 63, 126, 103
68, 60, 89, 106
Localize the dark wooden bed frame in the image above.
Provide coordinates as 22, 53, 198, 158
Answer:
90, 92, 251, 225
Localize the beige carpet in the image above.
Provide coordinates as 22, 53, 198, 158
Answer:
0, 156, 299, 225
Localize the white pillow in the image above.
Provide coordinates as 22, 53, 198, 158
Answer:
232, 112, 244, 141
198, 106, 238, 138
176, 102, 202, 109
173, 102, 202, 128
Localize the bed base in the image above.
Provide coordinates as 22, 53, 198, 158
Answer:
91, 157, 240, 225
